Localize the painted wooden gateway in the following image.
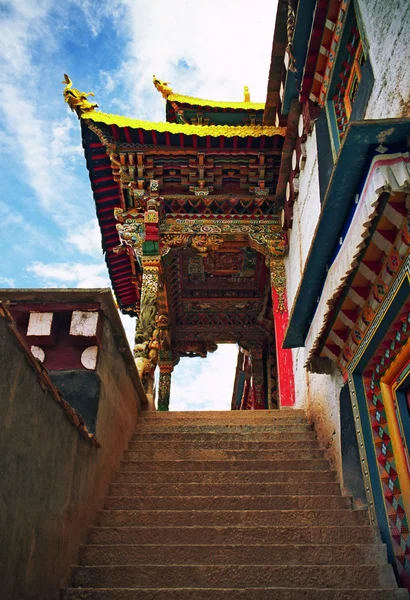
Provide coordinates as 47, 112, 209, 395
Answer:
66, 74, 296, 411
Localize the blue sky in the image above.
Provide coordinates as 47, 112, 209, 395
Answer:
0, 0, 277, 410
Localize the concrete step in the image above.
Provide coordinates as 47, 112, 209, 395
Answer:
88, 525, 380, 546
97, 508, 369, 528
128, 439, 321, 451
109, 481, 343, 497
139, 410, 306, 418
114, 469, 338, 484
62, 587, 410, 600
71, 564, 397, 589
134, 424, 313, 433
132, 430, 317, 442
137, 415, 308, 425
124, 448, 325, 461
103, 495, 350, 511
119, 459, 330, 472
78, 542, 387, 566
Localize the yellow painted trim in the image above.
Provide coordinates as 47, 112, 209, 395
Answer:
380, 340, 410, 520
167, 93, 265, 111
382, 339, 410, 386
83, 112, 285, 138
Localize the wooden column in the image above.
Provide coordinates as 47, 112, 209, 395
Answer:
158, 364, 173, 411
270, 257, 296, 407
250, 347, 266, 410
134, 258, 160, 405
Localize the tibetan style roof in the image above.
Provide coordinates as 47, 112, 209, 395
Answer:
153, 77, 265, 126
82, 111, 283, 138
78, 104, 286, 315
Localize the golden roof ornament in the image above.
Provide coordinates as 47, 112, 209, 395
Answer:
62, 74, 98, 117
153, 75, 173, 99
244, 86, 251, 102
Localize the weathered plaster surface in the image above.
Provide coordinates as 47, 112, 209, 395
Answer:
286, 125, 343, 477
357, 0, 410, 119
70, 310, 99, 337
286, 127, 321, 308
0, 311, 144, 600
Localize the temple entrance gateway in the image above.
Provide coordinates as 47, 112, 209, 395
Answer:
69, 75, 296, 409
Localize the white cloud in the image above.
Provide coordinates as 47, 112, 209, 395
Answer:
102, 0, 277, 119
0, 201, 55, 255
65, 219, 103, 257
169, 344, 238, 411
119, 312, 136, 351
27, 261, 110, 288
0, 275, 15, 287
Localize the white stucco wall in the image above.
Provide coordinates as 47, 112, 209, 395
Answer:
285, 127, 321, 309
357, 0, 410, 119
286, 125, 344, 477
284, 0, 409, 481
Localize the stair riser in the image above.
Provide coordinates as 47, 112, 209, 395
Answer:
134, 425, 313, 433
103, 495, 350, 511
132, 432, 317, 442
128, 440, 320, 451
119, 460, 330, 472
88, 525, 380, 546
137, 417, 308, 425
72, 564, 397, 589
109, 481, 342, 497
62, 588, 410, 600
114, 470, 338, 484
139, 410, 306, 418
97, 509, 369, 528
79, 543, 387, 566
124, 449, 325, 461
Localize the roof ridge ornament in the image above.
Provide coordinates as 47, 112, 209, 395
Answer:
153, 75, 173, 99
62, 74, 98, 117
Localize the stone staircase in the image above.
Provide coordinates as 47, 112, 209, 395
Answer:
62, 410, 408, 599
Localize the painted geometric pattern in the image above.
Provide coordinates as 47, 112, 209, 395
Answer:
333, 25, 361, 139
363, 305, 410, 585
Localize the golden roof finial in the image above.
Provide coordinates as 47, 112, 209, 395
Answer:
62, 74, 98, 118
244, 86, 251, 102
153, 75, 173, 100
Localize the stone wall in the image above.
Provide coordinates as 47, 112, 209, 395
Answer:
357, 0, 410, 119
0, 299, 145, 600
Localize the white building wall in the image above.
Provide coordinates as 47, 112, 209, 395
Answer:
284, 0, 409, 481
357, 0, 410, 119
285, 125, 344, 478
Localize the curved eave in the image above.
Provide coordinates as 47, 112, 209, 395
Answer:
283, 118, 410, 349
167, 93, 265, 111
81, 120, 140, 315
82, 111, 284, 138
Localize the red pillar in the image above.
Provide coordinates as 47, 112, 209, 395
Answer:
272, 288, 296, 407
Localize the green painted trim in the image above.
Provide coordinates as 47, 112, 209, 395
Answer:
282, 0, 316, 114
325, 100, 340, 160
142, 241, 159, 256
351, 373, 396, 564
352, 0, 370, 56
283, 118, 410, 349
